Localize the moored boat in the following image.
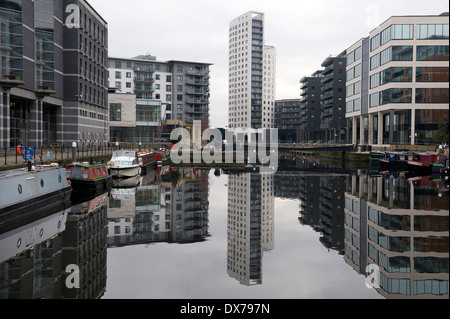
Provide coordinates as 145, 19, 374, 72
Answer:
0, 166, 72, 233
379, 151, 412, 170
407, 153, 437, 174
67, 162, 112, 191
109, 151, 142, 178
137, 150, 157, 174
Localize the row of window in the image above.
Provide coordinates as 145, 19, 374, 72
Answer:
370, 67, 449, 89
369, 88, 449, 107
371, 24, 449, 51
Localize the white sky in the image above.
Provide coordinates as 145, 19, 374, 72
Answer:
88, 0, 449, 128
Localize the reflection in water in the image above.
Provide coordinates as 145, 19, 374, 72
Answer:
0, 162, 448, 299
226, 172, 274, 286
345, 172, 449, 298
107, 168, 210, 247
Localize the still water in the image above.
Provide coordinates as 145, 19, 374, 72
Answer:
0, 159, 448, 299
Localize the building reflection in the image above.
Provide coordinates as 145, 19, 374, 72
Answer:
226, 171, 274, 286
0, 189, 108, 299
344, 172, 449, 298
107, 168, 210, 246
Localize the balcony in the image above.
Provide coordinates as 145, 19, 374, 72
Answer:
134, 76, 155, 83
185, 69, 209, 77
186, 98, 208, 105
133, 67, 154, 73
185, 79, 209, 86
185, 106, 209, 114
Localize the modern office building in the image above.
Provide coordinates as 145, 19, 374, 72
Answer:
345, 13, 449, 146
228, 11, 276, 134
344, 173, 449, 298
107, 55, 212, 143
299, 70, 324, 142
0, 0, 109, 148
320, 52, 347, 144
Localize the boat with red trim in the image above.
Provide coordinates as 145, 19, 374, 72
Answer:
407, 153, 438, 174
67, 162, 112, 191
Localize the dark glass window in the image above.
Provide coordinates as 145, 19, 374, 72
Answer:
416, 88, 449, 103
416, 67, 449, 82
417, 46, 449, 61
110, 103, 122, 121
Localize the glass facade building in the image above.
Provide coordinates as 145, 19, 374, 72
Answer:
0, 0, 109, 149
346, 13, 449, 146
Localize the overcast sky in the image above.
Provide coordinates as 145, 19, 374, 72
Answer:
88, 0, 449, 128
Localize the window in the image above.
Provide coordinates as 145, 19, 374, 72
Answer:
177, 66, 183, 72
416, 88, 449, 103
115, 61, 121, 68
177, 75, 183, 82
166, 75, 172, 82
380, 67, 413, 85
177, 85, 183, 92
115, 71, 121, 79
115, 81, 121, 89
126, 82, 131, 88
126, 72, 131, 78
416, 67, 449, 82
417, 24, 449, 40
417, 46, 449, 61
380, 88, 412, 105
110, 103, 121, 121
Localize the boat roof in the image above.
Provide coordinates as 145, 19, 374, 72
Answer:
69, 162, 107, 168
113, 150, 136, 157
0, 166, 63, 179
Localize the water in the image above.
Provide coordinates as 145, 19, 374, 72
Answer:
0, 160, 448, 299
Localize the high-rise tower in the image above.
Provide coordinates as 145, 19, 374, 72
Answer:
228, 11, 276, 131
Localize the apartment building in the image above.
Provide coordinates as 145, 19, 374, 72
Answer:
108, 55, 211, 143
299, 70, 324, 142
228, 11, 276, 135
346, 13, 449, 146
227, 172, 274, 285
0, 0, 109, 148
320, 52, 347, 144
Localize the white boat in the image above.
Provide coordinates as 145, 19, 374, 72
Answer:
108, 151, 141, 178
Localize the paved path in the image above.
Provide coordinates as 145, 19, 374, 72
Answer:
0, 147, 117, 171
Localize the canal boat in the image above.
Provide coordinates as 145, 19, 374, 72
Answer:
67, 162, 112, 191
0, 208, 70, 264
379, 151, 412, 170
407, 153, 438, 174
112, 175, 143, 188
137, 150, 157, 174
109, 150, 142, 178
0, 166, 72, 233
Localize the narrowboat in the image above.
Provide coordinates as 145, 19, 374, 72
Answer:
379, 152, 412, 170
407, 153, 437, 174
137, 150, 157, 174
0, 166, 72, 233
109, 151, 141, 178
67, 162, 112, 191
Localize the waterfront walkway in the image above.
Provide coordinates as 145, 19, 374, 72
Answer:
0, 143, 164, 172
